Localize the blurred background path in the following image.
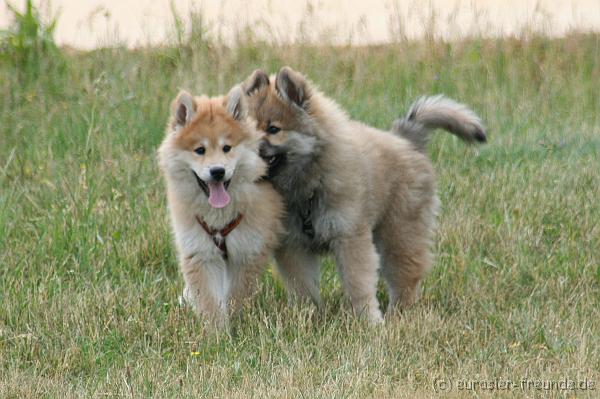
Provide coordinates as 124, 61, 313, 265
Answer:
2, 0, 600, 49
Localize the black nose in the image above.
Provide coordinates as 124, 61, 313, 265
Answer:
258, 140, 270, 159
210, 167, 225, 181
259, 139, 280, 159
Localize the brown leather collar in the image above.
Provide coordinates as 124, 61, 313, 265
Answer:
196, 214, 244, 260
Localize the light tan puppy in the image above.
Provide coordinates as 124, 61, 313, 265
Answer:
243, 67, 486, 323
158, 85, 284, 328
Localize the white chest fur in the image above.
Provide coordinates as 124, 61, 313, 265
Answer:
177, 218, 266, 266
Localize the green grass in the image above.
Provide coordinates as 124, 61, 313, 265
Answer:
1, 22, 599, 397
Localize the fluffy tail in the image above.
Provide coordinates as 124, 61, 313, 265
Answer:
392, 95, 486, 152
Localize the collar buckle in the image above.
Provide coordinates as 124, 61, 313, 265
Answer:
196, 214, 244, 261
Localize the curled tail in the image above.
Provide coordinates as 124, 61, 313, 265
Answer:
392, 95, 486, 152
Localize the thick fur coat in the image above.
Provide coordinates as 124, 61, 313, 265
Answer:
158, 86, 284, 327
243, 67, 486, 323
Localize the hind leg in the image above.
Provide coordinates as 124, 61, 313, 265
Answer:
379, 199, 437, 313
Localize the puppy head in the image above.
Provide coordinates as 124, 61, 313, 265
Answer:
158, 85, 265, 209
243, 67, 320, 179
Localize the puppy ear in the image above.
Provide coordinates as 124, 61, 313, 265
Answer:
171, 90, 195, 129
224, 85, 246, 121
275, 66, 310, 109
244, 69, 270, 95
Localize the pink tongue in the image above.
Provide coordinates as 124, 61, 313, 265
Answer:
207, 181, 231, 208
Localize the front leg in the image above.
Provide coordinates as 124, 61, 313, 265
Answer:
228, 256, 267, 315
275, 244, 322, 306
181, 257, 230, 329
333, 228, 383, 324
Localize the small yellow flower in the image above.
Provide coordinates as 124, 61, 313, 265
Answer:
190, 351, 201, 356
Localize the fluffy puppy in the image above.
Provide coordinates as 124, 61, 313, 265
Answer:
158, 85, 284, 327
243, 67, 486, 323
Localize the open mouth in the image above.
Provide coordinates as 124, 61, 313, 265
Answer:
260, 152, 287, 179
192, 171, 231, 208
259, 140, 288, 179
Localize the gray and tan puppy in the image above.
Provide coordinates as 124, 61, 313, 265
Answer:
243, 67, 485, 323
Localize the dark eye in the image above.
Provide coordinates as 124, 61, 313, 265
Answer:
194, 147, 205, 155
223, 145, 232, 153
266, 125, 281, 134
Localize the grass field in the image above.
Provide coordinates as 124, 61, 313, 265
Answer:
1, 12, 600, 397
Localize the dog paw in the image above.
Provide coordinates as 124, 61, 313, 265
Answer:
368, 310, 385, 325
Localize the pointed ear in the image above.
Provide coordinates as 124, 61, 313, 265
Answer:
171, 90, 196, 129
275, 66, 310, 109
224, 85, 246, 121
243, 69, 270, 95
